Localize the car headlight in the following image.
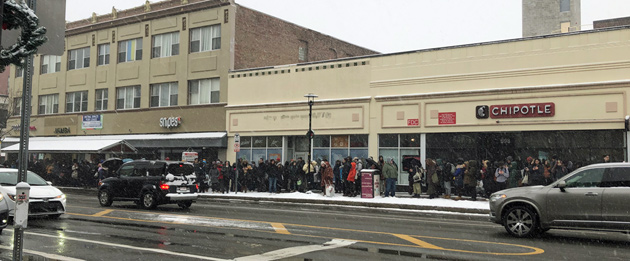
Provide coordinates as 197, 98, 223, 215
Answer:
55, 194, 66, 200
0, 193, 4, 202
7, 194, 15, 201
490, 194, 507, 202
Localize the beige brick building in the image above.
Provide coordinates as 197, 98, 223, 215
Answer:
226, 26, 630, 185
2, 0, 377, 163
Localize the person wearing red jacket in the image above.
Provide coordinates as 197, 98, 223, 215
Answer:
347, 157, 357, 197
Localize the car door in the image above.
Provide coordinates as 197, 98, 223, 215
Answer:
600, 167, 630, 226
545, 167, 605, 227
117, 163, 136, 198
126, 162, 150, 199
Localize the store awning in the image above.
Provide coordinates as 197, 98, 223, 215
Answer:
1, 139, 136, 153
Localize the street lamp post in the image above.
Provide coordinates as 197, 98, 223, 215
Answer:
305, 94, 318, 185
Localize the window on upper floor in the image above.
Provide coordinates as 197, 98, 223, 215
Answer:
118, 38, 143, 63
560, 0, 570, 12
98, 44, 110, 66
95, 89, 108, 111
38, 94, 59, 115
298, 40, 308, 62
41, 55, 61, 74
190, 24, 221, 53
12, 97, 22, 116
188, 78, 220, 105
116, 86, 141, 110
150, 82, 178, 108
66, 91, 88, 113
68, 47, 90, 70
15, 66, 23, 78
152, 32, 179, 58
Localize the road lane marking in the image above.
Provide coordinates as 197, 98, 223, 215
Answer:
394, 234, 444, 250
234, 239, 355, 261
66, 209, 544, 256
91, 209, 114, 217
271, 223, 291, 235
0, 245, 84, 261
23, 232, 229, 261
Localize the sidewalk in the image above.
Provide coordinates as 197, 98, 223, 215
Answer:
62, 187, 490, 215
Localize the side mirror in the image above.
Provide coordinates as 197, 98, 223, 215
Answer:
557, 180, 567, 192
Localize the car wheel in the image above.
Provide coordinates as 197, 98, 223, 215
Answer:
141, 191, 158, 209
98, 190, 113, 207
503, 206, 539, 238
177, 201, 193, 209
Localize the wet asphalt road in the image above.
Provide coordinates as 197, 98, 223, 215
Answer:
0, 192, 628, 260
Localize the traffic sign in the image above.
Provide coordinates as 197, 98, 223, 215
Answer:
234, 143, 241, 152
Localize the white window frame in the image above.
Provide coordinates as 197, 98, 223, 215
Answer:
68, 47, 90, 70
150, 82, 178, 108
98, 44, 110, 66
41, 55, 61, 74
66, 91, 88, 113
116, 86, 141, 110
118, 38, 143, 63
188, 78, 220, 105
95, 89, 108, 111
190, 24, 221, 53
39, 94, 59, 115
152, 32, 180, 58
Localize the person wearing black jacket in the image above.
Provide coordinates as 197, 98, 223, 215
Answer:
222, 161, 233, 193
256, 158, 267, 192
296, 157, 306, 192
333, 160, 342, 193
268, 159, 279, 193
287, 160, 298, 192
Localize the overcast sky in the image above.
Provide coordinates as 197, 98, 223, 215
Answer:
65, 0, 630, 54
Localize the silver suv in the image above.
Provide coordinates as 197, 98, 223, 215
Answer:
490, 163, 630, 237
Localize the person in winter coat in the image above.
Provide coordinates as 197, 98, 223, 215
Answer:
426, 159, 439, 199
410, 166, 422, 198
552, 159, 569, 180
441, 159, 454, 199
302, 160, 317, 192
342, 158, 352, 196
453, 158, 466, 200
353, 157, 362, 195
464, 160, 479, 201
529, 158, 544, 186
267, 159, 278, 193
378, 155, 385, 195
347, 158, 357, 196
382, 158, 398, 197
495, 161, 510, 191
320, 161, 334, 195
287, 160, 299, 192
208, 163, 220, 193
333, 160, 342, 193
222, 161, 233, 193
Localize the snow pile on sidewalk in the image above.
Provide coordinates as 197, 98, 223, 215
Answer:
200, 191, 490, 210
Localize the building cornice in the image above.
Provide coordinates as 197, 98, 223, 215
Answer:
226, 96, 372, 110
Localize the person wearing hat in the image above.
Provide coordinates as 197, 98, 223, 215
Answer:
382, 158, 398, 197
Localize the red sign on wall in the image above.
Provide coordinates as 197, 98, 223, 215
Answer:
490, 103, 555, 119
438, 112, 457, 125
407, 119, 419, 126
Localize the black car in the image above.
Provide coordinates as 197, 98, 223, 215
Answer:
97, 159, 199, 209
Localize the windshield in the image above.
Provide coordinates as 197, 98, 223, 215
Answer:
0, 170, 49, 186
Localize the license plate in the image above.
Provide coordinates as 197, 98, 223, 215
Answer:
177, 187, 189, 193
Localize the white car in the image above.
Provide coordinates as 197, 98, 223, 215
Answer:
0, 168, 66, 218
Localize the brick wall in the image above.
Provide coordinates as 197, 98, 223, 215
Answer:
234, 5, 378, 70
594, 17, 630, 29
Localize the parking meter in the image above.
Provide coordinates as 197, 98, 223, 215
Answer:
14, 182, 30, 229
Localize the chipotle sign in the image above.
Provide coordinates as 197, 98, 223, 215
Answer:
490, 103, 555, 119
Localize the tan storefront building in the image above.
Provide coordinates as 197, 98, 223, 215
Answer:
226, 26, 630, 184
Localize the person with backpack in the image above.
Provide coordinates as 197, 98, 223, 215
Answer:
495, 161, 510, 191
453, 158, 466, 200
464, 160, 479, 201
441, 159, 455, 199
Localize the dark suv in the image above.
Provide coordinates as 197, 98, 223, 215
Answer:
98, 159, 199, 209
490, 163, 630, 237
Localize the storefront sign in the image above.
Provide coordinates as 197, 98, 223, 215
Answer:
160, 117, 182, 129
407, 119, 419, 126
181, 151, 198, 162
438, 112, 457, 125
490, 103, 555, 119
54, 127, 71, 134
82, 114, 103, 130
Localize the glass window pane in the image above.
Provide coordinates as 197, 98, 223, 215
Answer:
252, 137, 266, 148
400, 134, 420, 147
331, 135, 348, 148
211, 91, 220, 103
267, 136, 282, 148
313, 136, 330, 148
313, 149, 329, 161
240, 137, 252, 147
252, 149, 267, 161
200, 80, 211, 104
379, 134, 398, 147
236, 149, 252, 162
331, 149, 349, 164
350, 135, 369, 147
350, 149, 369, 161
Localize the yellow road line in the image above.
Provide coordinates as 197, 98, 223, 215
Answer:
271, 223, 291, 235
91, 209, 114, 217
67, 207, 544, 256
394, 234, 444, 250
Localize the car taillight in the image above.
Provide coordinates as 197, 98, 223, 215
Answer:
160, 182, 170, 190
196, 184, 199, 190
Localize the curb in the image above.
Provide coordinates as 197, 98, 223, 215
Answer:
60, 187, 490, 215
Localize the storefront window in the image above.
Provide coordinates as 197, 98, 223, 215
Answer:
236, 149, 251, 162
400, 134, 420, 147
350, 135, 368, 147
378, 134, 421, 185
331, 135, 349, 148
379, 134, 397, 147
350, 149, 368, 161
267, 136, 282, 147
268, 149, 282, 162
313, 136, 330, 147
252, 149, 266, 162
331, 149, 349, 164
313, 149, 330, 161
